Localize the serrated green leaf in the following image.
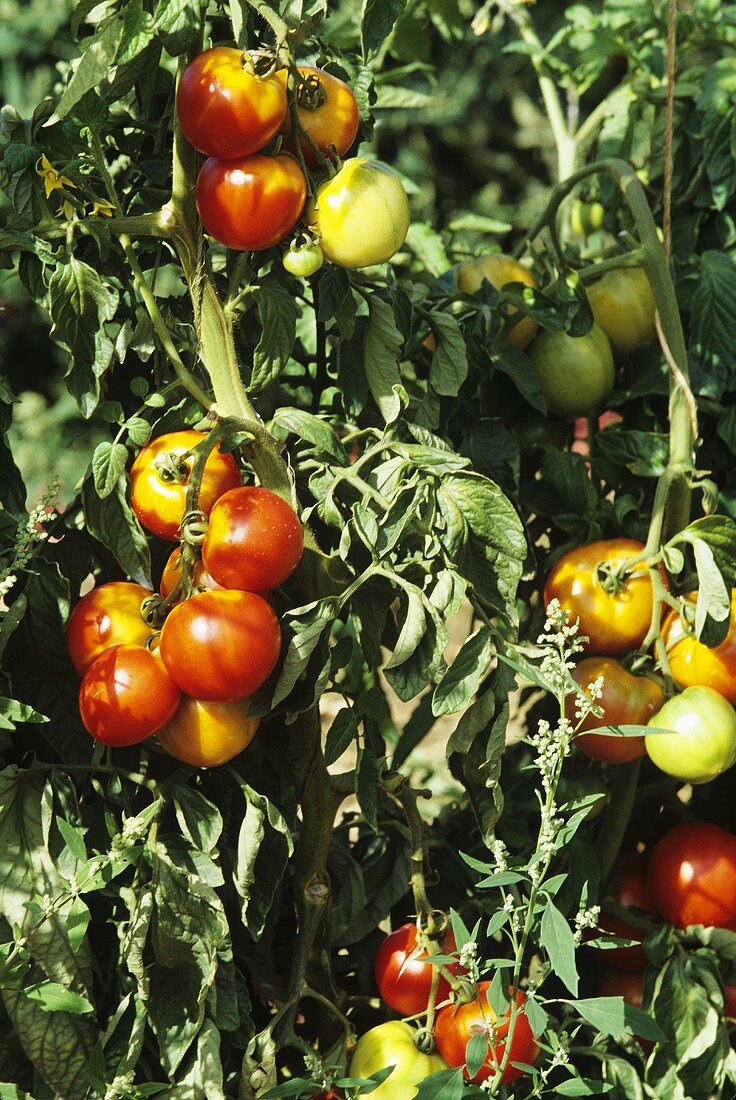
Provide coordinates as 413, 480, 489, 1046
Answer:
364, 296, 403, 423
432, 628, 494, 716
91, 441, 129, 499
251, 280, 298, 393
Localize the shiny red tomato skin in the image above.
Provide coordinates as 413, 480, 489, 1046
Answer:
176, 47, 287, 159
159, 589, 281, 702
202, 487, 304, 593
544, 539, 658, 656
160, 549, 220, 601
67, 581, 153, 674
434, 984, 539, 1085
662, 590, 736, 704
130, 431, 241, 541
374, 923, 458, 1017
196, 153, 307, 252
648, 823, 736, 930
595, 859, 656, 971
79, 644, 181, 747
277, 66, 359, 167
596, 969, 644, 1008
566, 657, 665, 764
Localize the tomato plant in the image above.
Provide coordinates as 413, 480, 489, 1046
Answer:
130, 431, 241, 541
159, 589, 281, 701
374, 922, 458, 1017
202, 485, 304, 593
434, 985, 539, 1085
308, 158, 410, 267
528, 323, 615, 418
645, 685, 736, 784
647, 823, 736, 929
66, 581, 153, 673
157, 696, 260, 767
78, 644, 181, 747
277, 66, 359, 167
5, 0, 736, 1097
662, 590, 736, 703
566, 656, 664, 763
349, 1021, 446, 1100
587, 267, 657, 358
176, 47, 287, 159
456, 253, 538, 350
544, 539, 658, 656
196, 153, 308, 252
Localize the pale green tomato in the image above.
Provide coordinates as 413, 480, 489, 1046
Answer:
528, 322, 615, 418
282, 243, 324, 277
307, 158, 410, 268
349, 1021, 446, 1100
645, 686, 736, 784
587, 267, 657, 357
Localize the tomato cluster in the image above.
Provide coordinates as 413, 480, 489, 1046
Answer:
176, 47, 409, 268
546, 539, 736, 784
593, 826, 736, 1035
363, 921, 539, 1091
67, 430, 303, 767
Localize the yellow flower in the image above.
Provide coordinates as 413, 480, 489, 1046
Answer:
90, 199, 115, 217
35, 153, 76, 199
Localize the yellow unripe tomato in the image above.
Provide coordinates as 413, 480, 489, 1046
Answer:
456, 253, 538, 350
157, 696, 260, 767
587, 267, 657, 357
349, 1021, 446, 1100
308, 158, 410, 268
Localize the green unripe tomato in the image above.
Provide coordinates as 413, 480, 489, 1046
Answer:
528, 323, 615, 418
282, 242, 324, 277
509, 408, 570, 450
570, 200, 605, 237
645, 686, 736, 785
307, 158, 410, 269
350, 1021, 446, 1100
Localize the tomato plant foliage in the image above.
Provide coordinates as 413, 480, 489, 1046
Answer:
2, 0, 736, 1098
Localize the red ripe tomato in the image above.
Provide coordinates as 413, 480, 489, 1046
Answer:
79, 644, 181, 747
594, 858, 656, 971
434, 985, 539, 1085
176, 47, 287, 159
596, 970, 654, 1051
160, 549, 220, 601
647, 822, 736, 930
565, 657, 665, 764
202, 486, 304, 593
159, 589, 281, 702
544, 539, 660, 656
596, 969, 644, 1009
157, 696, 260, 767
277, 65, 359, 167
67, 581, 153, 674
662, 590, 736, 704
196, 153, 307, 252
130, 431, 241, 542
374, 923, 459, 1017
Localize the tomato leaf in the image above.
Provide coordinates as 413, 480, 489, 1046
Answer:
231, 782, 293, 941
91, 440, 129, 499
250, 279, 298, 393
428, 311, 468, 397
361, 0, 407, 60
81, 473, 152, 587
47, 256, 119, 417
364, 296, 404, 423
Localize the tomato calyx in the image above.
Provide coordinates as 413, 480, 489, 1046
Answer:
180, 508, 208, 547
153, 449, 191, 484
241, 48, 280, 80
413, 1025, 437, 1054
140, 592, 165, 629
295, 70, 329, 111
